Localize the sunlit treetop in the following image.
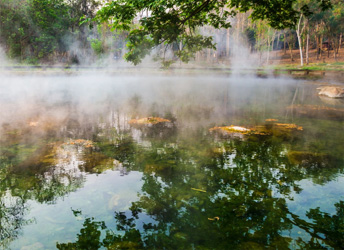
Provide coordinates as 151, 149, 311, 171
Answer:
89, 0, 332, 65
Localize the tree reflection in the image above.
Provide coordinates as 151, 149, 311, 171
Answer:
290, 201, 344, 248
56, 125, 344, 249
0, 87, 343, 249
0, 160, 30, 249
0, 118, 112, 248
0, 192, 28, 249
56, 216, 107, 250
57, 200, 344, 249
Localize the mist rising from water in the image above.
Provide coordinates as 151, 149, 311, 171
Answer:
0, 46, 7, 67
0, 74, 299, 131
228, 36, 259, 74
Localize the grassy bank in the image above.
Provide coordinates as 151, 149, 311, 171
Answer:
265, 62, 344, 71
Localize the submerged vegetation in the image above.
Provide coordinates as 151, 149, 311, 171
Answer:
210, 123, 303, 138
129, 117, 172, 126
2, 114, 344, 249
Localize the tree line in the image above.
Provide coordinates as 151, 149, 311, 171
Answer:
0, 0, 101, 64
0, 0, 343, 66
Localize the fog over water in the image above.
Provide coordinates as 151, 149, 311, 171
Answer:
0, 73, 302, 132
1, 71, 343, 145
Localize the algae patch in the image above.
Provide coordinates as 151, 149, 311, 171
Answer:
129, 117, 171, 126
288, 151, 336, 168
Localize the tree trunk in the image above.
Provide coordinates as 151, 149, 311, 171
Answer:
20, 40, 23, 62
272, 30, 276, 51
271, 30, 276, 62
320, 35, 323, 58
306, 27, 309, 65
236, 15, 240, 42
315, 23, 320, 60
277, 32, 280, 51
338, 33, 342, 53
316, 35, 320, 60
288, 41, 294, 62
284, 31, 287, 55
226, 28, 230, 57
333, 37, 337, 60
267, 27, 270, 64
296, 14, 304, 66
241, 13, 245, 32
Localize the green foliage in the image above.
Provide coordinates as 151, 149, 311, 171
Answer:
0, 0, 342, 65
0, 0, 31, 58
124, 30, 155, 65
92, 0, 234, 64
92, 0, 333, 65
95, 1, 136, 31
160, 59, 175, 69
176, 34, 215, 63
56, 217, 106, 250
90, 38, 104, 55
29, 0, 72, 58
303, 201, 344, 248
0, 0, 100, 62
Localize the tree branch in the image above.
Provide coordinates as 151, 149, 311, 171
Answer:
181, 0, 212, 25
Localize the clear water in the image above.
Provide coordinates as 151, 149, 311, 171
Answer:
0, 74, 343, 249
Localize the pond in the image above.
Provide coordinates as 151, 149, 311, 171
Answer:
0, 74, 343, 249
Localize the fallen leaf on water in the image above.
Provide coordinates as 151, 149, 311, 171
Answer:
191, 188, 206, 193
277, 180, 284, 186
208, 217, 220, 221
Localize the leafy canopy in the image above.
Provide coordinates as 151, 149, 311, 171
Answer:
92, 0, 331, 65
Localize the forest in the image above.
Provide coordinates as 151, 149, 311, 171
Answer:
0, 0, 343, 66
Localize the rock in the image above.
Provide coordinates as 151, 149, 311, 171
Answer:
319, 96, 344, 106
209, 125, 251, 139
317, 86, 344, 98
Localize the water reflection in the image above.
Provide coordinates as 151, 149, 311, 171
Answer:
0, 75, 343, 249
0, 191, 29, 249
54, 132, 344, 249
56, 201, 344, 249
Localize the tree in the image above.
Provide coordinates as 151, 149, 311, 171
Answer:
29, 0, 72, 60
322, 0, 344, 59
92, 0, 331, 65
293, 0, 333, 66
0, 0, 32, 59
0, 0, 101, 63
